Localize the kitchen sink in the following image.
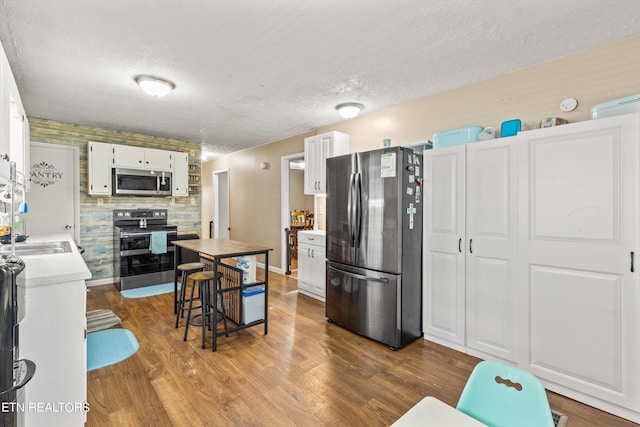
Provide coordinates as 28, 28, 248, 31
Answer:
0, 241, 73, 256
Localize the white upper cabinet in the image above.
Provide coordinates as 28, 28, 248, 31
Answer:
304, 131, 350, 194
87, 141, 112, 195
88, 142, 189, 196
0, 42, 29, 187
172, 151, 189, 197
144, 148, 173, 171
113, 145, 173, 172
112, 144, 144, 168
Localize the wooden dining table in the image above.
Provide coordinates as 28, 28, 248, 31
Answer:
173, 238, 273, 351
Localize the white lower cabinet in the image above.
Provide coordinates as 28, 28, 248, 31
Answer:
424, 112, 640, 423
18, 279, 88, 427
297, 230, 326, 301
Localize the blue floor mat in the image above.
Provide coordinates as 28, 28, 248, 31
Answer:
120, 282, 178, 298
87, 329, 139, 372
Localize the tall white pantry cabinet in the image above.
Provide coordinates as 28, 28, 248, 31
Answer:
423, 112, 640, 423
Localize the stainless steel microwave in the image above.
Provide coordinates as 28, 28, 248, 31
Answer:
113, 168, 172, 196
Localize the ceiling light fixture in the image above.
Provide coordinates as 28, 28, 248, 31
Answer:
134, 74, 175, 97
336, 102, 364, 119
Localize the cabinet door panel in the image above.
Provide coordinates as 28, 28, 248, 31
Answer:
297, 242, 312, 293
145, 148, 173, 171
425, 251, 463, 341
172, 151, 189, 196
530, 265, 621, 390
466, 140, 518, 362
529, 131, 618, 243
310, 247, 326, 299
88, 141, 112, 195
303, 136, 318, 194
113, 144, 144, 168
518, 114, 640, 411
423, 146, 466, 347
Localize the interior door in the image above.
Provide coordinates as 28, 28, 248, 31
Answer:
27, 142, 79, 241
213, 170, 230, 239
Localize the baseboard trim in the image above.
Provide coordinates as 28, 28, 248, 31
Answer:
86, 277, 117, 287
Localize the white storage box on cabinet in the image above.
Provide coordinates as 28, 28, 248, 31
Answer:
297, 230, 326, 301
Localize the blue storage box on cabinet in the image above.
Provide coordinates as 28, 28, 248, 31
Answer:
242, 285, 265, 324
432, 126, 483, 149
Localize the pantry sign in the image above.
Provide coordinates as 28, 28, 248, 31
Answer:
30, 161, 63, 187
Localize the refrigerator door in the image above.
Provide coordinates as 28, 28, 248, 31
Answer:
326, 261, 401, 348
326, 153, 357, 266
353, 148, 403, 273
327, 147, 418, 274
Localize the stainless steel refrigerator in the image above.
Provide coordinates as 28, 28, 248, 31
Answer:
325, 146, 423, 349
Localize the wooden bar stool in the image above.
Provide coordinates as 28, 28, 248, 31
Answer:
175, 262, 206, 328
183, 270, 229, 349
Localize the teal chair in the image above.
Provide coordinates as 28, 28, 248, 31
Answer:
456, 360, 555, 427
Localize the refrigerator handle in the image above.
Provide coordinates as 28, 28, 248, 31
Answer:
354, 172, 363, 248
328, 265, 389, 284
348, 173, 356, 247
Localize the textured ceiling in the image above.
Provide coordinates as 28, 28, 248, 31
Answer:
1, 1, 639, 159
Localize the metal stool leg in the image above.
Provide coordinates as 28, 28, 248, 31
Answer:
200, 279, 209, 349
175, 270, 189, 328
216, 275, 229, 337
182, 276, 199, 341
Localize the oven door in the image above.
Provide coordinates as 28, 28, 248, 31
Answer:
118, 230, 177, 276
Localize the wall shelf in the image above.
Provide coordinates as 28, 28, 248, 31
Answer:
188, 163, 200, 195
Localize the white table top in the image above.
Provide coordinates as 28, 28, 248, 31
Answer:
392, 396, 488, 427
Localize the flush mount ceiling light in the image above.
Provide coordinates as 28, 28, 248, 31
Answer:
134, 74, 175, 97
336, 102, 364, 119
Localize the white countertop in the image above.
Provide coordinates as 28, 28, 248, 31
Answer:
298, 229, 326, 238
10, 233, 92, 287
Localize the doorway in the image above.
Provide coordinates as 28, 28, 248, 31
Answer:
280, 152, 312, 276
27, 142, 80, 241
212, 169, 230, 239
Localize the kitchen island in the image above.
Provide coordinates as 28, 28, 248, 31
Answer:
13, 233, 91, 427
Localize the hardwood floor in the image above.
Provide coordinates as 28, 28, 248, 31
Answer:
86, 270, 637, 426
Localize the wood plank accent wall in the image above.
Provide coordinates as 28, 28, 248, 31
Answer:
28, 118, 202, 283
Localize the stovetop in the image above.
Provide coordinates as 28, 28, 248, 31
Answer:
116, 225, 178, 233
113, 208, 175, 232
